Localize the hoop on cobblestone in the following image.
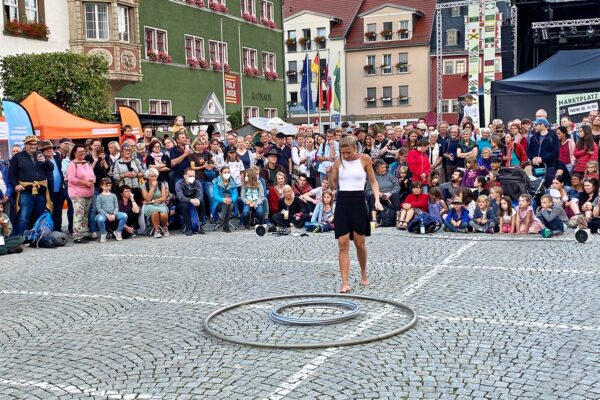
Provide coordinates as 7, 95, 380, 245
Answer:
203, 293, 417, 349
268, 298, 361, 325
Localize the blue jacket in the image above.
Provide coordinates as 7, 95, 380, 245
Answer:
526, 130, 559, 167
446, 207, 470, 224
0, 161, 12, 198
8, 150, 53, 189
44, 153, 64, 193
311, 201, 335, 224
211, 176, 238, 214
473, 207, 497, 224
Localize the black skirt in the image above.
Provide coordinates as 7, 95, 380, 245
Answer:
334, 191, 371, 240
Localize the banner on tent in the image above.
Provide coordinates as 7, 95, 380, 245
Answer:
118, 106, 142, 137
556, 92, 600, 122
2, 100, 34, 153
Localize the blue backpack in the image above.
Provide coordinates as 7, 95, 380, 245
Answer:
407, 213, 441, 234
24, 210, 54, 246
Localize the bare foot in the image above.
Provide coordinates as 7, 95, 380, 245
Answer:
360, 276, 370, 286
340, 285, 352, 293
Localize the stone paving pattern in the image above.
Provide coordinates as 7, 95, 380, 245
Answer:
0, 230, 599, 399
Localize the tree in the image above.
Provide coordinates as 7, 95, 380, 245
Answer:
0, 52, 112, 122
228, 110, 242, 129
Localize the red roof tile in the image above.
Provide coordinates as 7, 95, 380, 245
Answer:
283, 0, 364, 38
344, 0, 436, 50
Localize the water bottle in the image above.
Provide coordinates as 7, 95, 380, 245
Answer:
419, 218, 425, 234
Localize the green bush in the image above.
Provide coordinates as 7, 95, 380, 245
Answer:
0, 52, 112, 122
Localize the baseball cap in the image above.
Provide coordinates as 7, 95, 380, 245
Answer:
532, 117, 549, 127
416, 123, 428, 131
58, 138, 73, 144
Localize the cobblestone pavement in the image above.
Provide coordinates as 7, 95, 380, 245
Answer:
0, 229, 599, 399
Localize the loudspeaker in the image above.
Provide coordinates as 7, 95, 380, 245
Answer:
575, 229, 590, 244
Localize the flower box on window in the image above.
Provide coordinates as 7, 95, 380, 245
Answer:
380, 64, 389, 69
364, 31, 376, 39
157, 52, 172, 63
187, 57, 200, 68
198, 59, 208, 68
363, 65, 375, 74
380, 30, 392, 36
314, 36, 326, 44
224, 63, 231, 72
244, 66, 260, 76
285, 38, 296, 46
298, 37, 309, 45
261, 19, 277, 29
396, 62, 408, 72
186, 0, 205, 6
212, 62, 224, 71
364, 97, 376, 102
381, 97, 392, 102
4, 20, 49, 39
242, 12, 258, 23
209, 1, 228, 13
398, 28, 408, 34
147, 49, 159, 61
264, 70, 278, 80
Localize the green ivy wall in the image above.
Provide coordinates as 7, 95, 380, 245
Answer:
117, 0, 285, 123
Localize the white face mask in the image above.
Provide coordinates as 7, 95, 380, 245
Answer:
186, 177, 195, 184
245, 176, 249, 183
222, 173, 231, 180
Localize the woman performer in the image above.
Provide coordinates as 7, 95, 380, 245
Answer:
330, 136, 382, 293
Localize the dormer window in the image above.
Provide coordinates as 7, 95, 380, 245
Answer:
381, 22, 393, 40
398, 20, 409, 40
365, 23, 376, 42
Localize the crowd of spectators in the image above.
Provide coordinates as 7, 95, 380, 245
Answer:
1, 108, 600, 255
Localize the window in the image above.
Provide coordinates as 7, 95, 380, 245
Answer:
149, 100, 171, 115
85, 3, 109, 40
397, 52, 408, 73
316, 26, 326, 49
451, 6, 461, 17
241, 0, 254, 15
264, 108, 277, 118
115, 98, 141, 113
382, 21, 393, 40
365, 55, 375, 75
287, 60, 297, 83
495, 57, 502, 72
443, 60, 454, 75
382, 54, 392, 74
209, 40, 228, 66
242, 47, 257, 68
366, 87, 376, 108
301, 28, 311, 50
398, 85, 409, 105
441, 100, 450, 114
398, 20, 409, 39
366, 23, 376, 42
185, 35, 205, 60
289, 92, 298, 104
117, 6, 130, 42
382, 86, 392, 107
286, 30, 296, 52
4, 0, 18, 21
451, 99, 460, 113
262, 51, 275, 72
244, 106, 259, 123
145, 27, 168, 55
446, 29, 458, 46
24, 0, 37, 21
455, 59, 465, 74
260, 0, 273, 21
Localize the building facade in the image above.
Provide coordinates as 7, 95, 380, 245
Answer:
344, 1, 435, 127
115, 0, 285, 125
430, 0, 509, 125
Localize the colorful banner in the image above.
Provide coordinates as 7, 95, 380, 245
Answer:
118, 106, 142, 138
557, 92, 600, 123
2, 100, 34, 155
224, 73, 240, 105
482, 0, 497, 128
467, 4, 480, 97
333, 57, 341, 112
300, 54, 314, 113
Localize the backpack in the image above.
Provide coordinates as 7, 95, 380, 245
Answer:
407, 213, 441, 234
23, 210, 54, 247
378, 206, 396, 227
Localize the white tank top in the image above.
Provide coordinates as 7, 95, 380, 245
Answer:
338, 158, 366, 191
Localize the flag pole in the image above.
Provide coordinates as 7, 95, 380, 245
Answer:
306, 52, 310, 127
327, 49, 332, 128
238, 24, 244, 116
317, 50, 321, 134
220, 19, 227, 132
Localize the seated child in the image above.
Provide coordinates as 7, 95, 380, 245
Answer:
489, 186, 503, 219
305, 190, 335, 233
469, 195, 497, 233
515, 193, 544, 234
443, 196, 470, 233
498, 195, 516, 234
428, 187, 448, 223
536, 194, 568, 236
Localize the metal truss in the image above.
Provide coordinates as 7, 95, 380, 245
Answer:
532, 18, 600, 29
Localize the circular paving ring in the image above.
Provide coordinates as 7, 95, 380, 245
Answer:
203, 293, 417, 349
268, 298, 361, 325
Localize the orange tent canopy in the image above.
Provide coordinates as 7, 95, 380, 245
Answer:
21, 92, 120, 140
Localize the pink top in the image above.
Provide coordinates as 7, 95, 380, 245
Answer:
517, 205, 541, 224
67, 160, 95, 198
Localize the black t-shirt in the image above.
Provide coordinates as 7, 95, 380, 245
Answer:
187, 151, 213, 181
84, 154, 108, 188
275, 145, 292, 170
381, 139, 400, 165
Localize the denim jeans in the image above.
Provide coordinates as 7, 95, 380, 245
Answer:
49, 190, 64, 232
95, 212, 128, 234
63, 186, 74, 234
201, 180, 213, 224
443, 220, 468, 232
242, 203, 265, 225
15, 191, 47, 236
88, 188, 100, 233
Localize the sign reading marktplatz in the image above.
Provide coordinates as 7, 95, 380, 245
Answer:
557, 92, 600, 122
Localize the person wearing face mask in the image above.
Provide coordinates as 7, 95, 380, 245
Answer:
211, 166, 239, 232
175, 168, 205, 235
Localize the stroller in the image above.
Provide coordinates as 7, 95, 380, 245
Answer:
497, 163, 546, 208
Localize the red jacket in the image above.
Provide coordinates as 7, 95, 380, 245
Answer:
502, 142, 528, 167
407, 149, 431, 185
402, 193, 429, 212
573, 143, 598, 173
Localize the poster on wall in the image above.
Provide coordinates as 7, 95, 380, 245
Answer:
556, 92, 600, 123
224, 74, 240, 105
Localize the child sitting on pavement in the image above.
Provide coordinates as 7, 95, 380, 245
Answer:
536, 194, 568, 237
469, 195, 497, 233
443, 196, 470, 233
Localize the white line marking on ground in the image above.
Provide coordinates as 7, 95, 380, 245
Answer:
0, 378, 158, 399
101, 254, 339, 264
420, 315, 600, 332
261, 240, 479, 400
447, 265, 600, 275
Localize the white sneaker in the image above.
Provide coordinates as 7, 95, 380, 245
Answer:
99, 233, 107, 243
114, 232, 122, 241
91, 232, 98, 239
154, 231, 162, 238
162, 228, 170, 237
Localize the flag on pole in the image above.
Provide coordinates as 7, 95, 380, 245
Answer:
300, 54, 314, 113
325, 61, 332, 111
311, 53, 322, 110
333, 57, 341, 112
